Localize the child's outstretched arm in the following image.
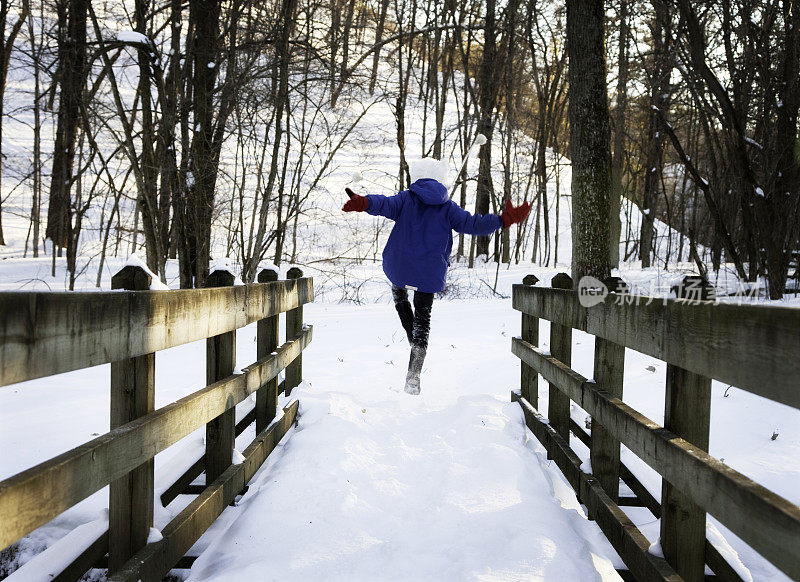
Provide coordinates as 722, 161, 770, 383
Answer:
341, 188, 406, 221
447, 198, 530, 235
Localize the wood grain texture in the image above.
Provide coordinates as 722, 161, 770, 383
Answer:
109, 266, 155, 573
520, 276, 540, 407
512, 285, 800, 409
548, 321, 571, 444
512, 337, 800, 580
284, 269, 304, 395
108, 400, 300, 582
256, 269, 280, 433
0, 278, 314, 387
204, 271, 237, 485
520, 312, 539, 406
591, 337, 625, 500
0, 327, 312, 551
660, 364, 711, 582
548, 274, 573, 445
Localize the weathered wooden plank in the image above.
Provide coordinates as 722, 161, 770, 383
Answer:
512, 394, 680, 582
0, 278, 314, 388
512, 285, 800, 409
108, 400, 300, 582
548, 275, 573, 446
284, 268, 304, 395
51, 531, 108, 582
256, 268, 280, 432
520, 277, 539, 407
0, 326, 312, 551
204, 271, 237, 485
661, 364, 712, 582
109, 266, 156, 573
591, 337, 626, 500
512, 337, 800, 580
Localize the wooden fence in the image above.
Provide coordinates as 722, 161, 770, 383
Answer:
511, 275, 800, 582
0, 265, 314, 581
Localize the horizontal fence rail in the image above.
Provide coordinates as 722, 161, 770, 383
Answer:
511, 277, 800, 582
0, 265, 314, 581
0, 277, 314, 387
512, 286, 800, 409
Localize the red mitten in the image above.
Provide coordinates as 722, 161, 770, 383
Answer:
342, 187, 368, 212
501, 199, 531, 228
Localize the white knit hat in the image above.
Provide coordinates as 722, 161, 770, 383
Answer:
408, 158, 449, 186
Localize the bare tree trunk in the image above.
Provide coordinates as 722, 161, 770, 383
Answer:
475, 0, 497, 258
331, 0, 356, 107
610, 0, 629, 268
243, 0, 297, 281
27, 0, 41, 257
500, 0, 521, 264
639, 0, 671, 268
46, 0, 87, 260
0, 0, 29, 245
369, 0, 390, 95
567, 0, 612, 281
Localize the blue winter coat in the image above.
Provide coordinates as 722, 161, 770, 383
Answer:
366, 178, 503, 293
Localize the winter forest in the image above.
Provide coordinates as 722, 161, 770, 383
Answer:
1, 1, 800, 581
0, 0, 797, 297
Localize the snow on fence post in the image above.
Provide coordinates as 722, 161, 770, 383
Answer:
256, 268, 280, 432
109, 264, 156, 573
520, 275, 539, 407
591, 330, 626, 502
204, 269, 237, 484
284, 267, 304, 395
548, 273, 573, 450
660, 287, 713, 582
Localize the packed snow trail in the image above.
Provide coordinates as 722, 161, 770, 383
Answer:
185, 301, 623, 581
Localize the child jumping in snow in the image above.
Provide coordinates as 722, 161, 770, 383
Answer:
342, 157, 530, 395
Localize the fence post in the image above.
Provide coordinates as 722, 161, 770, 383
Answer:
285, 267, 304, 395
548, 273, 573, 445
109, 264, 156, 573
256, 268, 280, 433
660, 363, 711, 582
204, 269, 236, 484
520, 275, 539, 407
591, 336, 625, 500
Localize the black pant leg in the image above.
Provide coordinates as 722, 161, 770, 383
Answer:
411, 291, 434, 349
392, 285, 414, 343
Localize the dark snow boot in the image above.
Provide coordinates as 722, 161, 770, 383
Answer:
404, 344, 427, 395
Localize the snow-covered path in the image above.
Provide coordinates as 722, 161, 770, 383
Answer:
185, 301, 622, 581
